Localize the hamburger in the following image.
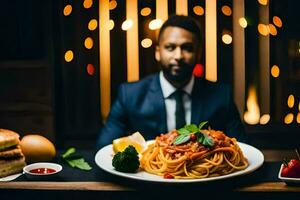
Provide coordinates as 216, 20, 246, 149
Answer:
0, 129, 26, 178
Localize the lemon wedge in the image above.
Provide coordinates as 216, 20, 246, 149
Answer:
112, 132, 147, 154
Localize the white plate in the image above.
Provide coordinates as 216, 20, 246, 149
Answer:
95, 142, 264, 183
278, 164, 300, 184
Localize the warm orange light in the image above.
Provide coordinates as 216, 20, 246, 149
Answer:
109, 19, 114, 30
64, 50, 74, 62
297, 113, 300, 124
284, 113, 294, 124
298, 101, 300, 111
63, 5, 72, 16
287, 94, 295, 108
86, 64, 95, 75
258, 0, 268, 6
258, 24, 269, 36
193, 6, 204, 16
149, 19, 163, 30
141, 38, 152, 48
109, 0, 117, 10
88, 19, 98, 31
84, 37, 93, 49
268, 24, 277, 36
83, 0, 93, 9
221, 5, 232, 16
239, 17, 247, 28
122, 19, 133, 31
273, 16, 282, 28
222, 34, 232, 44
271, 65, 280, 78
141, 7, 151, 16
244, 86, 260, 125
260, 114, 270, 125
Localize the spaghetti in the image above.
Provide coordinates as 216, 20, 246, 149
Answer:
140, 129, 248, 179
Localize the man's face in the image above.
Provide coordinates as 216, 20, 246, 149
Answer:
155, 26, 201, 87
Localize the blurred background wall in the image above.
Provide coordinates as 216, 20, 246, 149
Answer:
0, 0, 299, 148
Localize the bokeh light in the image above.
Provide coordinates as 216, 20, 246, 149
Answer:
273, 16, 282, 28
149, 19, 163, 30
193, 6, 204, 16
284, 113, 294, 124
141, 38, 152, 48
84, 37, 93, 49
287, 94, 295, 108
63, 5, 72, 16
239, 18, 247, 28
64, 50, 74, 62
141, 7, 151, 16
222, 34, 232, 44
88, 19, 98, 31
83, 0, 93, 9
271, 65, 280, 78
221, 5, 232, 16
122, 19, 133, 31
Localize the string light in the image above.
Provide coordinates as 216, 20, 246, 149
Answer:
141, 38, 152, 48
273, 16, 282, 28
258, 0, 268, 6
193, 6, 204, 16
287, 94, 295, 108
258, 24, 269, 36
222, 34, 232, 44
88, 19, 98, 31
239, 18, 247, 28
284, 113, 294, 124
271, 65, 280, 78
122, 19, 133, 31
84, 37, 93, 49
149, 19, 163, 30
63, 5, 72, 16
64, 50, 74, 62
221, 5, 232, 16
83, 0, 93, 9
141, 7, 151, 16
109, 0, 117, 10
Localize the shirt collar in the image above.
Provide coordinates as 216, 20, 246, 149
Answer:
159, 71, 194, 98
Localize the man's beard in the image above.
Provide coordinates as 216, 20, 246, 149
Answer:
162, 63, 194, 86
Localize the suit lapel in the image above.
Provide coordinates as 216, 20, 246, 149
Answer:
148, 74, 167, 134
191, 78, 206, 124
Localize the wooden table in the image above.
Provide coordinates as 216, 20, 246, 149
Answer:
0, 150, 299, 199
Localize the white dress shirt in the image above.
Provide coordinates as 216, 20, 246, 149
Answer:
159, 71, 194, 131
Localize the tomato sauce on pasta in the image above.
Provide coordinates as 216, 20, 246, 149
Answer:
140, 129, 248, 179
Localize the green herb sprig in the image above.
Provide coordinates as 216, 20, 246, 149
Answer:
173, 121, 214, 147
61, 147, 92, 170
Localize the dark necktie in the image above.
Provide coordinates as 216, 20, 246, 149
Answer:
173, 90, 186, 129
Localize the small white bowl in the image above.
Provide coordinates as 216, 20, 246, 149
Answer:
23, 162, 62, 178
278, 164, 300, 185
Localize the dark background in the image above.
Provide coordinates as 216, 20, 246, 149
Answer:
0, 0, 299, 149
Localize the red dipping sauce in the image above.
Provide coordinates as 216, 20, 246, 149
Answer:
29, 168, 56, 174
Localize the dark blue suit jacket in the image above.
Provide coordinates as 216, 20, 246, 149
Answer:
97, 73, 246, 148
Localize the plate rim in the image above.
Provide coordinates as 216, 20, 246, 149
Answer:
95, 141, 264, 183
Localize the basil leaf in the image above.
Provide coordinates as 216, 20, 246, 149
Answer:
198, 121, 208, 130
197, 134, 205, 143
62, 147, 76, 159
177, 128, 190, 135
173, 134, 190, 145
66, 158, 92, 170
184, 124, 198, 133
202, 134, 214, 147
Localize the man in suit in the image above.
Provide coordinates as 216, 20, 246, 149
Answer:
97, 15, 246, 148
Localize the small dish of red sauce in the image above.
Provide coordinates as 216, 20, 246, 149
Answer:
29, 168, 57, 174
23, 162, 62, 177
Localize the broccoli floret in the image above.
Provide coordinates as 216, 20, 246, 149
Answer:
112, 145, 140, 173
